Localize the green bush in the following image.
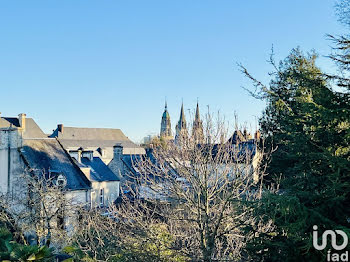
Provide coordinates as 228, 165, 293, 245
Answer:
0, 227, 54, 262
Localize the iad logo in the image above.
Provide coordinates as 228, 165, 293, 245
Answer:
313, 225, 349, 261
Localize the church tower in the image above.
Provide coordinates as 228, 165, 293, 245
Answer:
160, 101, 172, 139
192, 101, 204, 144
175, 102, 188, 144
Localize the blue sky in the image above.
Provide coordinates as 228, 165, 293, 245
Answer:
0, 0, 346, 142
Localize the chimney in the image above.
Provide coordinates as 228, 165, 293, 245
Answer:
254, 130, 261, 141
77, 147, 83, 163
113, 143, 124, 178
18, 113, 26, 130
113, 143, 123, 160
58, 124, 64, 134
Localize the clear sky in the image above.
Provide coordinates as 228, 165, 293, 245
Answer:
0, 0, 346, 142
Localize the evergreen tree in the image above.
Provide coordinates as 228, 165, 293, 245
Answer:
242, 48, 350, 261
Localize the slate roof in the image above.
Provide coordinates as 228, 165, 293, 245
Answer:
58, 139, 139, 149
228, 130, 246, 145
81, 157, 120, 182
199, 140, 257, 163
228, 140, 256, 161
122, 149, 175, 183
0, 117, 19, 128
122, 154, 143, 176
52, 127, 130, 142
50, 126, 144, 154
20, 139, 91, 190
0, 117, 47, 138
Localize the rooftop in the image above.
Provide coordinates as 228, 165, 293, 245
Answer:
81, 157, 120, 182
20, 139, 91, 191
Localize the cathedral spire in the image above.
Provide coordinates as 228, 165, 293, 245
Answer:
195, 100, 200, 122
192, 101, 204, 144
160, 100, 172, 139
179, 102, 186, 128
175, 101, 188, 145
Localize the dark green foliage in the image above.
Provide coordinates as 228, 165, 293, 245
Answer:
243, 49, 350, 261
0, 227, 54, 261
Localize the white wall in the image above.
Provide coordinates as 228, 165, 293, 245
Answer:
90, 181, 120, 208
65, 189, 91, 235
0, 130, 23, 195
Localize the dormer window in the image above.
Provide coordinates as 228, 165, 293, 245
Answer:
98, 147, 106, 158
48, 170, 67, 188
69, 151, 79, 161
56, 174, 67, 187
82, 151, 93, 161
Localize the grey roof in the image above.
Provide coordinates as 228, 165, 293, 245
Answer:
52, 127, 131, 141
122, 150, 174, 182
122, 154, 143, 176
0, 117, 47, 139
20, 139, 91, 190
51, 126, 142, 150
58, 139, 139, 149
0, 117, 20, 128
81, 157, 120, 182
199, 140, 257, 163
228, 130, 246, 144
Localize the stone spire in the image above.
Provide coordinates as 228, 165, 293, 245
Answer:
175, 102, 188, 144
192, 101, 204, 144
160, 100, 172, 139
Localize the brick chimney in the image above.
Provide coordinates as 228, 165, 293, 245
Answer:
18, 113, 26, 130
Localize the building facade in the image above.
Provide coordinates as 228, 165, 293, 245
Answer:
0, 113, 91, 238
50, 125, 146, 203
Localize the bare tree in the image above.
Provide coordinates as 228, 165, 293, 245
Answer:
68, 204, 187, 262
114, 112, 269, 262
0, 170, 84, 248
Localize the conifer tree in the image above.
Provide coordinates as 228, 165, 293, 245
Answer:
241, 48, 350, 261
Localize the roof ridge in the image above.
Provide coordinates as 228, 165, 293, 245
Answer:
63, 127, 123, 130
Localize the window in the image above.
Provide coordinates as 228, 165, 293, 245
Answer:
57, 202, 65, 230
98, 148, 107, 158
57, 209, 64, 230
82, 151, 93, 161
69, 151, 79, 161
56, 174, 67, 187
48, 170, 67, 188
100, 188, 104, 207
